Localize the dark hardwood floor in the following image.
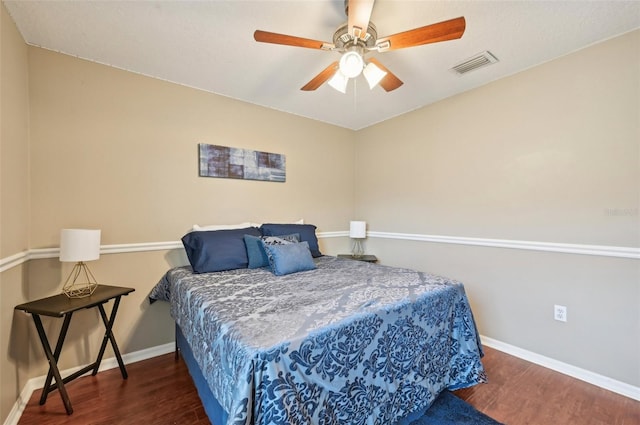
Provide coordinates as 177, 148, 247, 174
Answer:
18, 346, 640, 425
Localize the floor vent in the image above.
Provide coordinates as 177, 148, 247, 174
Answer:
451, 51, 499, 75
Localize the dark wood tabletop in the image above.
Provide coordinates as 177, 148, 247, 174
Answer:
337, 254, 378, 263
15, 285, 135, 317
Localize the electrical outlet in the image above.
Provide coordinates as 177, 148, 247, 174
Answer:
554, 305, 567, 322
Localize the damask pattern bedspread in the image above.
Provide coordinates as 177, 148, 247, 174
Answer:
150, 256, 486, 425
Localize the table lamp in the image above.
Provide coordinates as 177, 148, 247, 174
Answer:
59, 229, 101, 298
349, 221, 367, 258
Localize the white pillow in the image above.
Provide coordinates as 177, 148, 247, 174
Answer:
193, 219, 304, 231
250, 219, 304, 227
192, 222, 254, 231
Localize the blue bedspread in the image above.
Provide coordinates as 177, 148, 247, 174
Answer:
150, 256, 486, 425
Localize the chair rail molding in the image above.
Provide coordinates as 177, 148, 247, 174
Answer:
1, 230, 638, 273
368, 231, 640, 259
0, 251, 29, 273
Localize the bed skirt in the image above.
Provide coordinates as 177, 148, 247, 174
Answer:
177, 323, 461, 425
176, 324, 228, 425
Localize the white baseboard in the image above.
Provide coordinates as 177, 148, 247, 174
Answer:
481, 335, 640, 401
6, 337, 639, 425
3, 342, 175, 425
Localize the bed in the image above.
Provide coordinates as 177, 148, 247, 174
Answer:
149, 224, 486, 425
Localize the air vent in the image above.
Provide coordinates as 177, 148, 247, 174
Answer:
451, 51, 499, 75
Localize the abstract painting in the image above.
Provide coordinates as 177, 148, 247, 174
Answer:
198, 143, 286, 182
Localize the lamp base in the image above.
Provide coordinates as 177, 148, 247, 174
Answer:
63, 262, 98, 298
351, 239, 365, 258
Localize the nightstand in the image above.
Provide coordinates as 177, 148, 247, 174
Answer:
15, 285, 134, 415
337, 254, 378, 263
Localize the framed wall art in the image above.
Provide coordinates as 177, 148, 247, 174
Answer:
198, 143, 286, 182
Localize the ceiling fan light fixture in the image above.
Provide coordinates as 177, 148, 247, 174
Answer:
339, 51, 364, 78
363, 62, 387, 89
328, 71, 349, 94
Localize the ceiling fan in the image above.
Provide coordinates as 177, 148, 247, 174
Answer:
253, 0, 465, 93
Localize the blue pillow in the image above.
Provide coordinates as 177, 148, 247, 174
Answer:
244, 234, 300, 269
260, 224, 322, 257
181, 227, 261, 273
263, 241, 317, 276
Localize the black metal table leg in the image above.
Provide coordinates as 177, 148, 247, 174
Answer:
32, 314, 74, 415
93, 296, 128, 379
39, 312, 73, 404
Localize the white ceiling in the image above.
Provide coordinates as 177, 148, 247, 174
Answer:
4, 0, 640, 130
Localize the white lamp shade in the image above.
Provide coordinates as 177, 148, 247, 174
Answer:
349, 221, 367, 238
59, 229, 101, 262
363, 62, 387, 89
328, 71, 349, 94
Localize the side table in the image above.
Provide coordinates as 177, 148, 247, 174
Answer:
15, 284, 135, 415
337, 254, 378, 263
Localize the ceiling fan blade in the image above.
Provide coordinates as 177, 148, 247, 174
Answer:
254, 30, 334, 50
375, 16, 466, 51
368, 58, 403, 92
347, 0, 375, 40
301, 61, 339, 91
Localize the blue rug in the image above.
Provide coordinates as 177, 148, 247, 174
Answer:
410, 391, 504, 425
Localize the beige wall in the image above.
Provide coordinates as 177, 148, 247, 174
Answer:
27, 48, 355, 248
355, 30, 640, 386
356, 31, 638, 247
1, 3, 31, 422
0, 3, 29, 257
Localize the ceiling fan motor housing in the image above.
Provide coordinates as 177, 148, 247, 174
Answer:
332, 22, 378, 52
